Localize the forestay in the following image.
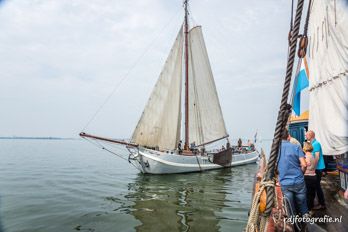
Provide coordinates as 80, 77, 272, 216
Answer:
308, 0, 348, 155
187, 26, 228, 145
131, 28, 183, 150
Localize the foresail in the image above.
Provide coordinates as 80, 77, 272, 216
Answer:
131, 28, 183, 150
187, 26, 228, 145
308, 0, 348, 155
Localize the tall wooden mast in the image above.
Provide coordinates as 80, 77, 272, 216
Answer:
184, 0, 189, 150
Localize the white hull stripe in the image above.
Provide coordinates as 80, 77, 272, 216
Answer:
139, 151, 220, 168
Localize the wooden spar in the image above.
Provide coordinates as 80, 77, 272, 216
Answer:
79, 132, 138, 147
195, 135, 230, 147
184, 0, 189, 150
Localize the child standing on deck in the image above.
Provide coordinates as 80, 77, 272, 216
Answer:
303, 142, 316, 211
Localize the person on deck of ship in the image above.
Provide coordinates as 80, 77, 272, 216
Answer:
289, 135, 301, 147
226, 139, 230, 149
250, 143, 255, 151
305, 130, 326, 210
237, 138, 242, 148
247, 140, 255, 151
178, 140, 182, 154
303, 142, 317, 211
278, 128, 308, 216
190, 141, 196, 152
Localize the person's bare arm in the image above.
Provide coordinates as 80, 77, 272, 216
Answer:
299, 157, 307, 173
314, 151, 320, 167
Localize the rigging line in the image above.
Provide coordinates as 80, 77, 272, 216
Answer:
82, 136, 138, 169
194, 153, 203, 172
303, 0, 313, 36
102, 146, 139, 170
81, 6, 183, 132
290, 0, 312, 107
186, 3, 197, 28
82, 136, 104, 149
290, 0, 294, 30
287, 0, 295, 57
334, 0, 337, 26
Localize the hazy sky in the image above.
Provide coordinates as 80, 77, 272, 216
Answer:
0, 0, 298, 139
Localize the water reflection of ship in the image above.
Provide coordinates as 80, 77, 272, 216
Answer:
126, 169, 233, 232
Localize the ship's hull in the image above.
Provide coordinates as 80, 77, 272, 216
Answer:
130, 148, 259, 174
231, 152, 260, 167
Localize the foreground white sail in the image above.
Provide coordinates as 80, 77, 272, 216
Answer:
308, 0, 348, 155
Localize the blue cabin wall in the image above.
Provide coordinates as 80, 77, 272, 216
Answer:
288, 121, 308, 146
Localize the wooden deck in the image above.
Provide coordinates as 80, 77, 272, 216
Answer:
307, 172, 348, 232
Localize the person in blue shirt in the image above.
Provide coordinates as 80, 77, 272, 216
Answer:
305, 130, 326, 209
278, 129, 308, 216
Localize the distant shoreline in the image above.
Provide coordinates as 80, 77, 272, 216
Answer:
0, 137, 77, 140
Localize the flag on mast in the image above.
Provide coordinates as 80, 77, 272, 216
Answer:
293, 57, 309, 116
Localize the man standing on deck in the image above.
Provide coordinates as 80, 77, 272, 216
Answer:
305, 130, 326, 210
278, 129, 308, 216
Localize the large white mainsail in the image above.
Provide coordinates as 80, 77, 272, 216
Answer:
131, 28, 183, 150
308, 0, 348, 155
187, 26, 228, 145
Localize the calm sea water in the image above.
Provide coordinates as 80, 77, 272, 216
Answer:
0, 139, 271, 232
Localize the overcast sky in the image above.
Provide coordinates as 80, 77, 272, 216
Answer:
0, 0, 298, 139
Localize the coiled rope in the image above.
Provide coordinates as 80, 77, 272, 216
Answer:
245, 180, 275, 232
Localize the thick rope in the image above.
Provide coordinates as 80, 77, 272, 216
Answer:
259, 216, 268, 232
263, 0, 305, 218
245, 0, 306, 229
245, 180, 275, 232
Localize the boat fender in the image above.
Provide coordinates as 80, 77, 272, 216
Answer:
255, 181, 267, 213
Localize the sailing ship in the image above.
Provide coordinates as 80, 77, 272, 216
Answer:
246, 0, 348, 231
80, 0, 259, 174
